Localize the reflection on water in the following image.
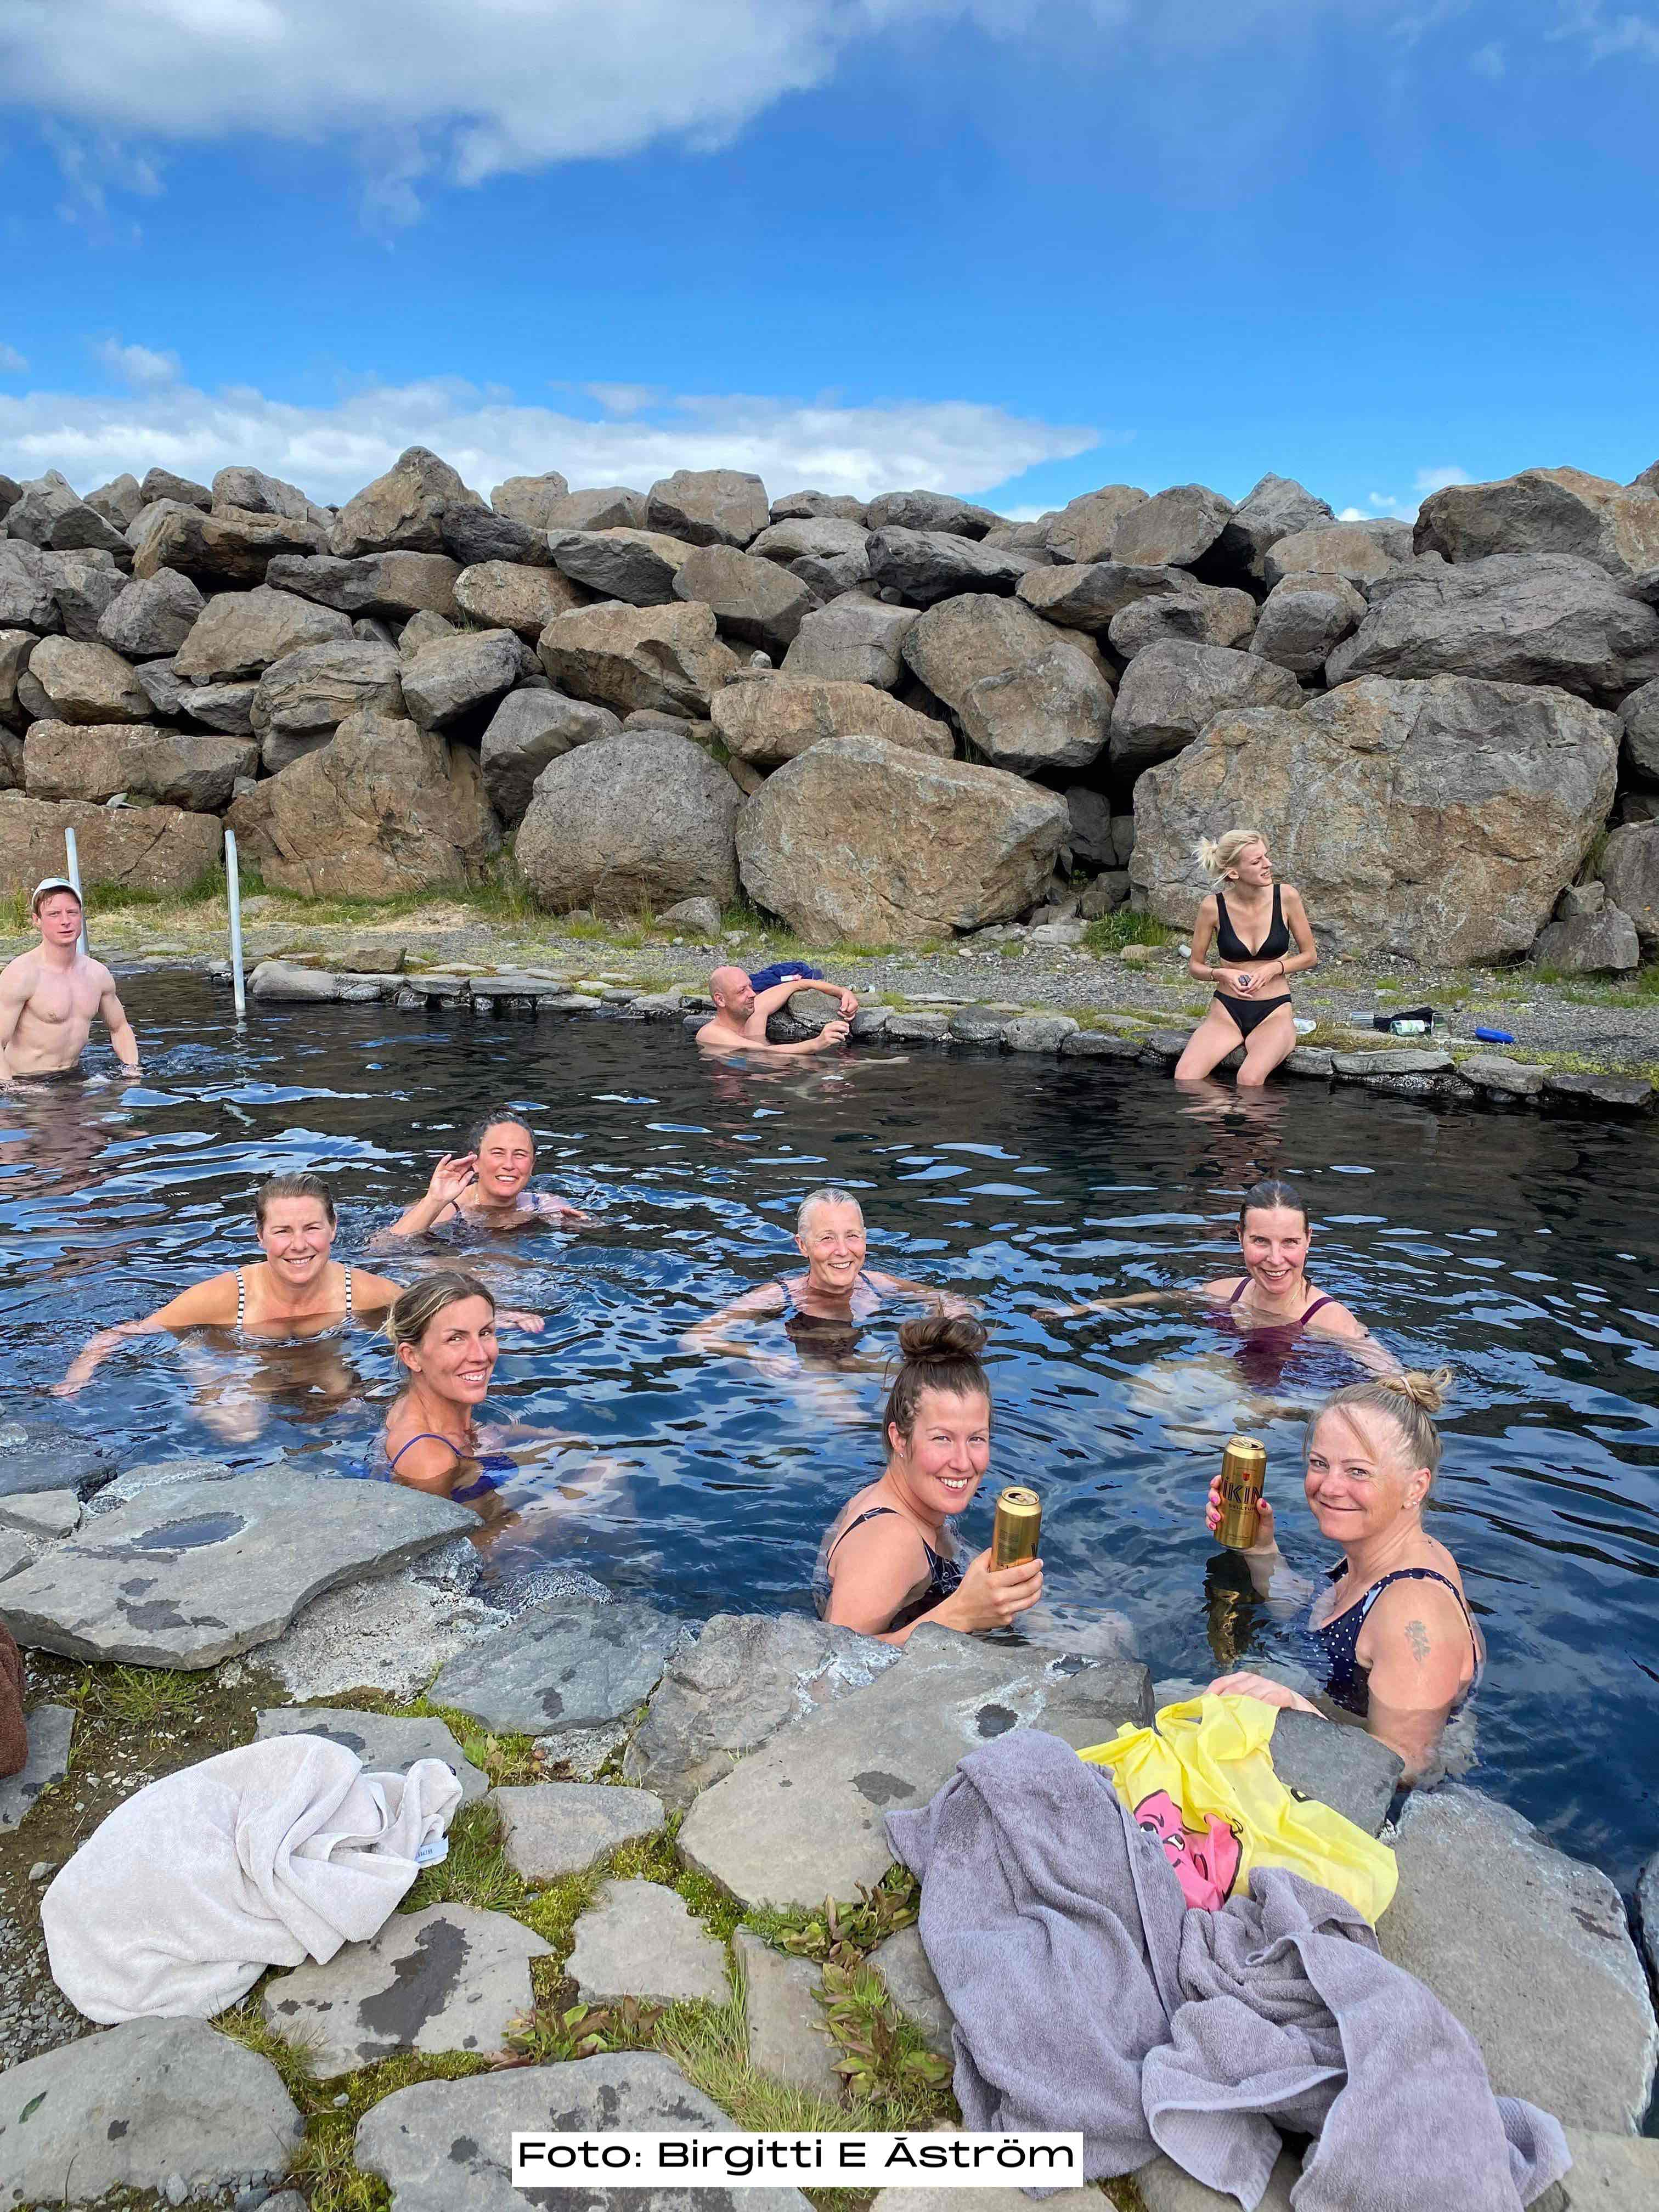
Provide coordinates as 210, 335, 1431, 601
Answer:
4, 979, 1658, 1893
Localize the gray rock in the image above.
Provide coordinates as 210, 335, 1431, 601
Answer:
24, 720, 256, 812
479, 687, 619, 825
251, 639, 404, 742
548, 527, 690, 606
212, 465, 312, 522
771, 490, 868, 524
567, 1878, 727, 2004
0, 1705, 74, 1832
1282, 1045, 1335, 1078
0, 630, 33, 734
901, 593, 1111, 772
398, 609, 455, 656
1062, 1028, 1143, 1059
0, 541, 58, 633
1558, 879, 1606, 919
249, 960, 338, 1001
131, 503, 326, 589
1080, 871, 1130, 919
0, 1422, 112, 1501
40, 551, 127, 645
134, 654, 186, 719
255, 1705, 487, 1802
749, 516, 870, 567
439, 503, 551, 569
1264, 518, 1415, 590
1536, 2130, 1659, 2212
1207, 473, 1335, 585
678, 1629, 1152, 1908
1110, 639, 1300, 772
1599, 822, 1659, 951
97, 568, 206, 659
1380, 1787, 1657, 2131
1250, 572, 1367, 676
733, 1928, 842, 2099
1063, 784, 1114, 867
657, 894, 720, 934
1043, 483, 1149, 565
538, 599, 738, 717
264, 551, 461, 620
866, 527, 1041, 607
21, 635, 151, 723
867, 1925, 953, 2057
1531, 906, 1641, 974
1332, 1047, 1453, 1078
541, 485, 648, 533
173, 585, 353, 683
430, 1594, 686, 1735
262, 1904, 548, 2073
674, 543, 820, 652
1003, 1013, 1079, 1051
331, 446, 479, 559
1265, 1709, 1401, 1833
139, 467, 211, 510
400, 628, 526, 734
885, 1011, 955, 1041
782, 597, 919, 688
2, 1467, 473, 1667
0, 2017, 301, 2207
489, 470, 572, 532
1015, 558, 1181, 633
356, 2052, 811, 2212
84, 472, 146, 531
490, 1781, 666, 1880
1135, 2151, 1301, 2211
1110, 483, 1234, 568
182, 679, 258, 737
516, 730, 740, 915
0, 1526, 35, 1581
647, 467, 770, 549
1639, 1848, 1659, 1995
712, 673, 951, 766
1619, 676, 1659, 783
1542, 1071, 1655, 1113
1458, 1054, 1547, 1097
7, 471, 125, 555
0, 1486, 82, 1537
1110, 582, 1256, 659
1417, 466, 1659, 579
623, 1612, 899, 1810
865, 489, 1002, 539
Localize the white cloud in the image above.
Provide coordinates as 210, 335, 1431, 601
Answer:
582, 383, 668, 419
0, 364, 1102, 506
1469, 37, 1505, 74
1414, 462, 1471, 494
93, 338, 183, 387
0, 344, 27, 375
1553, 3, 1659, 64
1338, 466, 1470, 522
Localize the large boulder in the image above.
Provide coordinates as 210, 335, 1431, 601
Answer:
97, 567, 205, 659
438, 501, 552, 569
1110, 641, 1301, 771
515, 730, 740, 913
5, 470, 129, 556
0, 631, 32, 732
40, 552, 126, 645
866, 527, 1041, 606
1416, 466, 1659, 579
1621, 677, 1659, 782
180, 680, 257, 737
548, 528, 690, 606
1600, 821, 1659, 951
228, 712, 500, 896
19, 636, 151, 724
1043, 484, 1149, 564
748, 516, 870, 566
212, 464, 312, 521
541, 484, 647, 532
646, 467, 769, 548
1325, 552, 1659, 701
490, 470, 571, 531
1130, 674, 1621, 962
711, 675, 953, 766
452, 560, 584, 640
264, 550, 461, 620
131, 502, 326, 588
1110, 483, 1234, 568
1017, 560, 1186, 633
0, 792, 222, 895
1249, 572, 1368, 676
250, 637, 404, 748
537, 600, 738, 717
901, 592, 1111, 772
1263, 518, 1414, 590
400, 628, 529, 735
479, 689, 620, 824
85, 471, 147, 530
1530, 905, 1640, 974
173, 584, 352, 684
1205, 473, 1335, 585
771, 489, 868, 523
0, 541, 59, 633
24, 721, 256, 812
139, 466, 212, 510
329, 445, 480, 558
1108, 579, 1256, 657
782, 597, 917, 687
672, 543, 819, 651
736, 733, 1068, 944
864, 488, 1002, 538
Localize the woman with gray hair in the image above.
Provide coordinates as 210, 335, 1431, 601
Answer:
1174, 827, 1317, 1085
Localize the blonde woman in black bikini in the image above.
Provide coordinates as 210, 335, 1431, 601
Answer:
1174, 828, 1317, 1084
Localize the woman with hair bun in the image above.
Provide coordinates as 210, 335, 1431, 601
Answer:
1206, 1367, 1483, 1779
1174, 828, 1317, 1085
814, 1317, 1043, 1644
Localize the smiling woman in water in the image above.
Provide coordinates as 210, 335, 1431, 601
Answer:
384, 1110, 589, 1239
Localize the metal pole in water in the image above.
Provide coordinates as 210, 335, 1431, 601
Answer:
63, 827, 89, 957
225, 830, 247, 1018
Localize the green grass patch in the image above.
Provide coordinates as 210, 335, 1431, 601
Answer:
75, 1664, 200, 1727
1081, 910, 1178, 956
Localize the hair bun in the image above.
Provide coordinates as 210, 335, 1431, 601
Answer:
1195, 836, 1221, 875
896, 1314, 988, 1362
1381, 1365, 1454, 1416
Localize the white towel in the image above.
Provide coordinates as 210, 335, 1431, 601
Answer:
42, 1733, 462, 2022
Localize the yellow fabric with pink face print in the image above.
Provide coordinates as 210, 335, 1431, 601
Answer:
1077, 1693, 1398, 1925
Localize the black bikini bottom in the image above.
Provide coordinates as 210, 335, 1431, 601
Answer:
1216, 991, 1292, 1040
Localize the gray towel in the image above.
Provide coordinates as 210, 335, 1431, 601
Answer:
884, 1730, 1569, 2212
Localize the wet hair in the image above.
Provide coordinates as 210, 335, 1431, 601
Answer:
883, 1316, 992, 1446
383, 1269, 496, 1359
253, 1171, 337, 1230
797, 1186, 864, 1237
1238, 1178, 1310, 1233
1307, 1368, 1455, 1493
466, 1109, 536, 1159
1196, 828, 1267, 882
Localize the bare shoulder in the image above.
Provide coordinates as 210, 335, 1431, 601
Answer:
153, 1270, 242, 1327
1366, 1570, 1471, 1639
351, 1268, 403, 1312
1307, 1296, 1365, 1339
0, 947, 40, 991
386, 1435, 462, 1494
1280, 883, 1310, 916
1202, 1274, 1244, 1301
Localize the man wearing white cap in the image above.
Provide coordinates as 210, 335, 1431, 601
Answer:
0, 879, 140, 1085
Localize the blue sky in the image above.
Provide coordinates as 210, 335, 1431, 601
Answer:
2, 1, 1658, 518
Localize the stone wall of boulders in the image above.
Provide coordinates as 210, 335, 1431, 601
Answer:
3, 448, 1658, 967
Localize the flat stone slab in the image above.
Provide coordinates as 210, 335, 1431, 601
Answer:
0, 1419, 112, 1502
356, 2052, 812, 2212
0, 1705, 74, 1833
0, 1488, 82, 1538
1536, 2129, 1659, 2212
0, 2016, 301, 2207
733, 1928, 842, 2100
1378, 1786, 1657, 2132
490, 1781, 665, 1880
1332, 1047, 1453, 1077
566, 1880, 727, 2005
1267, 1709, 1401, 1835
262, 1904, 549, 2074
868, 1924, 953, 2058
1544, 1071, 1655, 1113
430, 1594, 687, 1736
623, 1611, 899, 1810
678, 1627, 1152, 1909
1135, 2150, 1300, 2211
256, 1705, 488, 1804
2, 1469, 475, 1667
1458, 1053, 1547, 1097
0, 1532, 31, 1584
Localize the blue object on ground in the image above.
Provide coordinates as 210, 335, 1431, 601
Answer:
1474, 1028, 1516, 1045
748, 962, 825, 991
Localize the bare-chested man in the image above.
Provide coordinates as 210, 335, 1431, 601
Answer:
695, 963, 858, 1057
0, 880, 140, 1086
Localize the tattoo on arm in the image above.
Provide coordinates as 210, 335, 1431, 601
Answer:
1404, 1617, 1431, 1664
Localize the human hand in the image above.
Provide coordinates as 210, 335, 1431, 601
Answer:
496, 1308, 545, 1333
1206, 1672, 1317, 1712
943, 1547, 1044, 1631
1205, 1477, 1276, 1552
837, 987, 860, 1017
816, 1019, 850, 1049
1230, 969, 1259, 997
428, 1153, 478, 1207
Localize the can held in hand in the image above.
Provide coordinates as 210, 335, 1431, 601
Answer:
992, 1485, 1042, 1567
1216, 1436, 1267, 1549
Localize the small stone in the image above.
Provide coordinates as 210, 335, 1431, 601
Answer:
490, 1781, 665, 1880
0, 1705, 75, 1831
166, 2176, 189, 2206
0, 1486, 82, 1538
255, 1705, 488, 1802
1002, 1013, 1079, 1051
733, 1928, 843, 2100
868, 1925, 954, 2057
659, 895, 722, 935
29, 1859, 56, 1881
566, 1879, 727, 2004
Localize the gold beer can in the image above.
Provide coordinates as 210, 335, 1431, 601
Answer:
992, 1485, 1042, 1567
1216, 1436, 1267, 1550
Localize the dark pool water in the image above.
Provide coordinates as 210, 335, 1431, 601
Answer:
5, 977, 1657, 1897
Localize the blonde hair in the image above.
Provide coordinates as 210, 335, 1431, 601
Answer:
1307, 1367, 1455, 1491
1196, 828, 1268, 882
383, 1269, 495, 1361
